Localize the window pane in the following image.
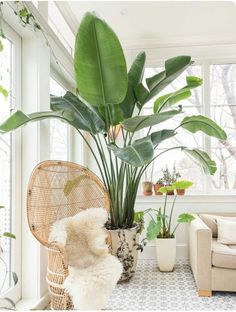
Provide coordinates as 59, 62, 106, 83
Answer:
146, 149, 203, 192
210, 64, 236, 190
48, 2, 75, 55
142, 65, 203, 191
50, 78, 69, 160
144, 65, 202, 108
0, 37, 13, 292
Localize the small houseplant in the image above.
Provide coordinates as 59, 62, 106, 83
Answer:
146, 180, 194, 271
0, 12, 227, 280
153, 178, 164, 195
161, 165, 181, 195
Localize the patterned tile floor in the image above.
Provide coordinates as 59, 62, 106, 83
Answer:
106, 259, 236, 310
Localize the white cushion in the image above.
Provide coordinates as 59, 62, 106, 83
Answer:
217, 218, 236, 244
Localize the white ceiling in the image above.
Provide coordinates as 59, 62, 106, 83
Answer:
66, 1, 236, 48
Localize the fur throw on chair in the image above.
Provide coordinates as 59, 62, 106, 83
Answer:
49, 208, 122, 310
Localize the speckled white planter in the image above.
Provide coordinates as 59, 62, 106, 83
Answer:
110, 225, 140, 282
155, 237, 176, 272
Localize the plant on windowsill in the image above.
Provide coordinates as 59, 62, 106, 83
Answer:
153, 178, 164, 195
0, 12, 227, 281
161, 164, 181, 195
0, 206, 18, 310
146, 180, 194, 272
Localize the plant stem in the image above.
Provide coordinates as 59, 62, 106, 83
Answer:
168, 194, 177, 233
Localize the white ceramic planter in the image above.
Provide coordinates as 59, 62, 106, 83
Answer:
155, 237, 176, 272
109, 225, 140, 281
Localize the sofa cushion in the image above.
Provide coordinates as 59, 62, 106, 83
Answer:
212, 238, 236, 269
217, 218, 236, 244
199, 214, 218, 237
199, 214, 236, 238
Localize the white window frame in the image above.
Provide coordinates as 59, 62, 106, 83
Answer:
50, 73, 72, 161
137, 48, 236, 195
1, 22, 22, 303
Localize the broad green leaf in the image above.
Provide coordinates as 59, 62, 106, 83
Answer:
0, 110, 74, 134
0, 85, 8, 99
172, 180, 193, 190
0, 39, 3, 52
159, 186, 175, 194
135, 129, 176, 146
3, 232, 16, 239
183, 147, 217, 175
97, 104, 124, 126
177, 213, 195, 223
180, 115, 227, 140
122, 108, 182, 132
108, 138, 154, 167
154, 90, 191, 113
74, 12, 127, 106
153, 76, 202, 113
129, 52, 146, 87
145, 56, 193, 102
64, 175, 88, 196
147, 220, 161, 241
120, 52, 146, 118
134, 83, 149, 105
51, 91, 106, 134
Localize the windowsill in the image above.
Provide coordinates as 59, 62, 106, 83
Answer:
136, 193, 236, 203
16, 292, 50, 311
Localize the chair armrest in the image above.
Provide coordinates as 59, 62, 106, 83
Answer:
189, 215, 212, 292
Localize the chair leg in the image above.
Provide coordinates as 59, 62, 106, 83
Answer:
198, 290, 212, 297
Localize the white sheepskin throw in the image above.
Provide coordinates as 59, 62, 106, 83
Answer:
49, 208, 122, 310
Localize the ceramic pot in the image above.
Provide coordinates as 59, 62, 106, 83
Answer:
176, 189, 185, 195
153, 183, 164, 195
155, 237, 176, 272
142, 181, 153, 196
109, 225, 140, 281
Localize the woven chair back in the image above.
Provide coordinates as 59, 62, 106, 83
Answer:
27, 160, 110, 247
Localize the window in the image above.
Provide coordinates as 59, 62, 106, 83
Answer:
210, 64, 236, 191
143, 62, 236, 194
48, 1, 75, 55
50, 77, 69, 160
0, 27, 21, 300
143, 65, 204, 192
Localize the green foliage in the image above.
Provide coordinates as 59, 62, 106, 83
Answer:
0, 11, 227, 229
146, 187, 195, 240
177, 213, 195, 223
180, 115, 227, 140
172, 180, 193, 190
0, 85, 8, 99
74, 12, 127, 107
2, 232, 16, 239
64, 174, 88, 196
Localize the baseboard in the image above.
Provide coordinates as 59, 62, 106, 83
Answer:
139, 243, 188, 260
16, 291, 50, 310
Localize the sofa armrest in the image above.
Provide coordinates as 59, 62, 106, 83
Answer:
189, 215, 212, 293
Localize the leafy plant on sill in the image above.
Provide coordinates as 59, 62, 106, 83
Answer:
0, 12, 227, 230
146, 180, 194, 240
0, 206, 17, 310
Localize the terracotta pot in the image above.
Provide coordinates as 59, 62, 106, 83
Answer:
142, 181, 153, 196
164, 184, 174, 195
155, 237, 176, 272
176, 189, 185, 195
153, 183, 164, 195
109, 225, 140, 282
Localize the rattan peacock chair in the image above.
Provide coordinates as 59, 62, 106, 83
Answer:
27, 160, 110, 310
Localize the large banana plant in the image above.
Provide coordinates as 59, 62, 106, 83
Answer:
0, 12, 227, 229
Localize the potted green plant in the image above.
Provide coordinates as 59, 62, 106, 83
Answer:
146, 180, 194, 272
173, 180, 193, 195
142, 181, 153, 196
153, 178, 164, 195
0, 12, 227, 280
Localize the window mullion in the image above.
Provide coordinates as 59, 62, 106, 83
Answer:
202, 61, 212, 194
